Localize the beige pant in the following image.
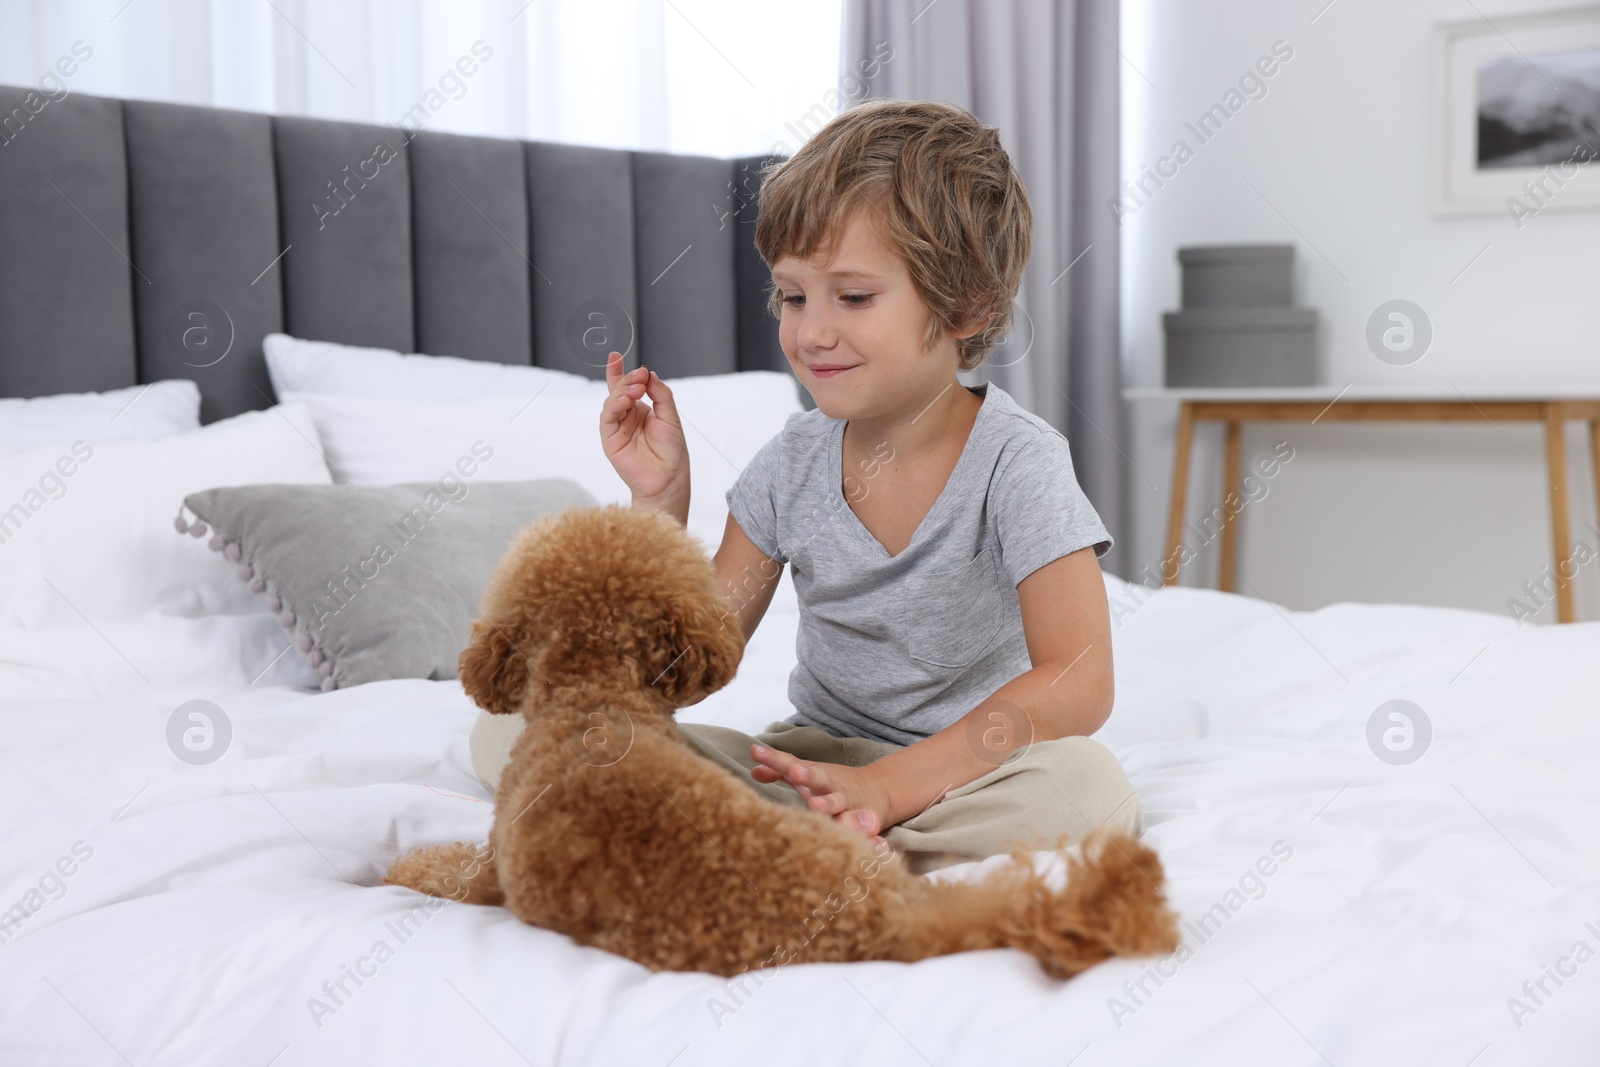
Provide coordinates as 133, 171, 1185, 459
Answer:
468, 711, 1143, 875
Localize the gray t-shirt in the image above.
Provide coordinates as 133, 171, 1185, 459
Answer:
724, 380, 1113, 745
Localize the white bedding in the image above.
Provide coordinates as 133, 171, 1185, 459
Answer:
2, 576, 1597, 1065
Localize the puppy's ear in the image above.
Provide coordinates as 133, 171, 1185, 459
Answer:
647, 593, 745, 708
458, 618, 537, 714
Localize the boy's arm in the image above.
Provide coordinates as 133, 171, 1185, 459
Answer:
632, 480, 689, 527
634, 492, 783, 645
710, 512, 785, 643
751, 545, 1113, 834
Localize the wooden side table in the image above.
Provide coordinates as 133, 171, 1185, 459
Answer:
1123, 385, 1600, 623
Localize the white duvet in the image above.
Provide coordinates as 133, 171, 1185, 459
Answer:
2, 574, 1597, 1066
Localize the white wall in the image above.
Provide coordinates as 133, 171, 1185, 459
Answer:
1119, 0, 1600, 625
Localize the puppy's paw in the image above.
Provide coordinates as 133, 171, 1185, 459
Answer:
384, 841, 504, 906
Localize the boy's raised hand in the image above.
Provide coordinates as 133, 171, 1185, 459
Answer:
601, 350, 689, 503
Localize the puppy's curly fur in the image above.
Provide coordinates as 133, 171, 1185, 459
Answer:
384, 503, 1180, 978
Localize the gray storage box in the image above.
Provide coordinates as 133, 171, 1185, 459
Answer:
1162, 307, 1318, 387
1178, 244, 1294, 308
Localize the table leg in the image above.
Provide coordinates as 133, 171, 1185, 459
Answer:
1219, 420, 1242, 593
1163, 402, 1196, 586
1591, 416, 1600, 550
1543, 402, 1574, 623
1589, 416, 1600, 619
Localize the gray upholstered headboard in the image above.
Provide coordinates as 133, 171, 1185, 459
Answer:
0, 86, 803, 423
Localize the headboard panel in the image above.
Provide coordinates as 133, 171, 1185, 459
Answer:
125, 99, 282, 419
0, 85, 799, 422
411, 129, 530, 364
526, 140, 638, 381
0, 89, 135, 400
273, 114, 417, 361
631, 150, 738, 382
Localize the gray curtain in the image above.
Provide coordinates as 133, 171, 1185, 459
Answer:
839, 0, 1127, 576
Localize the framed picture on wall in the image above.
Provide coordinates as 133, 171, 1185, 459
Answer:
1432, 5, 1600, 218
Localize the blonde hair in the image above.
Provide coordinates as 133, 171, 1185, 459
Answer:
753, 98, 1033, 372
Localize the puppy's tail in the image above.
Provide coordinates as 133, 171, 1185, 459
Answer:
905, 832, 1180, 979
383, 841, 504, 907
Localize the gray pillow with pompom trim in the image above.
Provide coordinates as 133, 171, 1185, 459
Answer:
179, 478, 598, 691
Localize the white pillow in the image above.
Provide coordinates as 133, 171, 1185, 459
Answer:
0, 402, 332, 630
262, 333, 804, 422
0, 609, 321, 700
663, 371, 806, 548
0, 380, 201, 455
283, 374, 801, 555
264, 333, 600, 402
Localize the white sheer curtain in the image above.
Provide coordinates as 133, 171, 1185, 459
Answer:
0, 0, 841, 157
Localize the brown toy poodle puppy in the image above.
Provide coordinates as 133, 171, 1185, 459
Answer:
384, 503, 1180, 979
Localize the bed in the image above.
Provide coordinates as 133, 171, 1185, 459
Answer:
2, 87, 1597, 1066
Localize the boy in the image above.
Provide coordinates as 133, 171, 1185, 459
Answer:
480, 98, 1141, 876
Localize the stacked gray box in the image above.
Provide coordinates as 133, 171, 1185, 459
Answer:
1163, 244, 1318, 387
